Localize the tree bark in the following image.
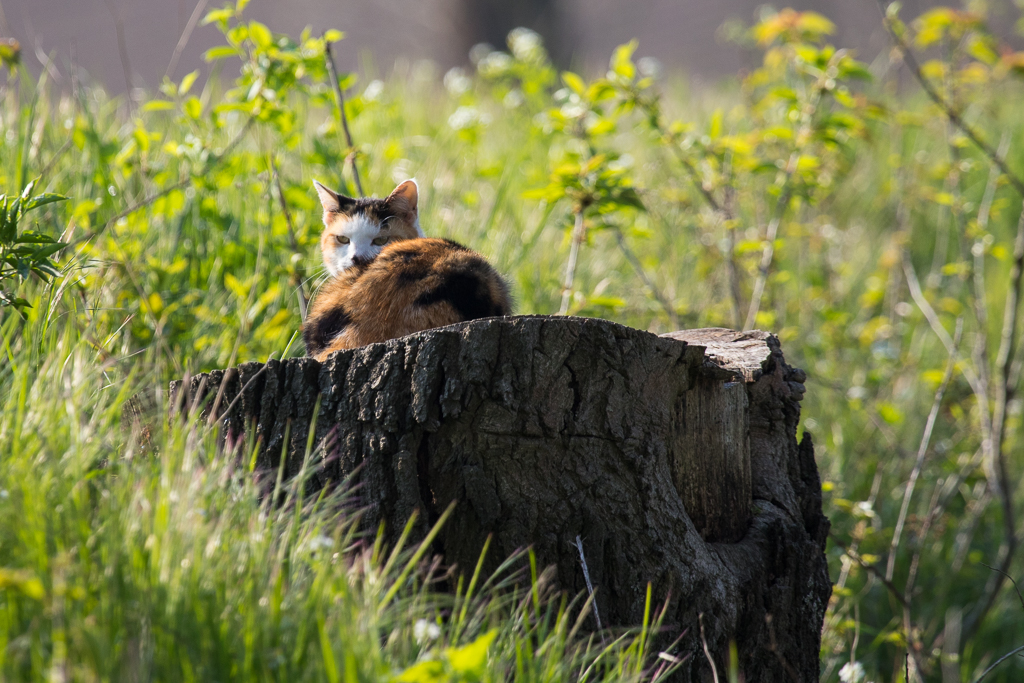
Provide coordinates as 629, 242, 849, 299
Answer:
133, 316, 830, 681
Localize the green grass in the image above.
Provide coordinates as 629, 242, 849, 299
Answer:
0, 305, 673, 682
1, 4, 1024, 681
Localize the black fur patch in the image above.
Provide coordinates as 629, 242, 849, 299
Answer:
415, 269, 507, 321
383, 248, 431, 282
303, 306, 351, 357
335, 197, 398, 225
440, 239, 469, 251
397, 263, 431, 283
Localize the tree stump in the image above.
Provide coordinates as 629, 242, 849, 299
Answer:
149, 316, 829, 681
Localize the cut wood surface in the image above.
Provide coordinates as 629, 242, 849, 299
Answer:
131, 316, 830, 681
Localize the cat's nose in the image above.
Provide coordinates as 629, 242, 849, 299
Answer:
350, 255, 371, 267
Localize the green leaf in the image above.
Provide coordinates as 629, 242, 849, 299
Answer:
561, 71, 586, 95
227, 25, 249, 46
0, 568, 45, 600
709, 109, 723, 140
0, 38, 21, 69
203, 46, 239, 62
31, 262, 62, 280
212, 100, 250, 115
837, 60, 872, 81
249, 21, 273, 49
395, 659, 444, 683
179, 69, 200, 96
877, 402, 904, 425
966, 34, 999, 66
16, 230, 58, 244
201, 7, 234, 26
587, 295, 627, 309
141, 100, 175, 112
19, 179, 36, 203
31, 243, 66, 260
23, 193, 68, 212
586, 117, 615, 136
446, 629, 497, 678
184, 96, 203, 119
611, 40, 638, 80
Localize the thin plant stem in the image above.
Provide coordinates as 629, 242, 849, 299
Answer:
559, 210, 585, 315
886, 317, 963, 581
270, 156, 309, 319
612, 226, 678, 328
964, 199, 1024, 643
165, 0, 209, 80
971, 135, 1010, 340
876, 0, 1024, 197
698, 613, 719, 683
829, 532, 910, 609
722, 159, 743, 329
745, 174, 795, 330
902, 252, 986, 398
324, 37, 364, 198
971, 644, 1024, 683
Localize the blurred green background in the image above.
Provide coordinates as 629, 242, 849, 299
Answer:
1, 2, 1023, 681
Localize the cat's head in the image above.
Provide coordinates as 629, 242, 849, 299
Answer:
313, 179, 423, 276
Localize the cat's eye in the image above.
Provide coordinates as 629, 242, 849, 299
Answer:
336, 235, 350, 245
371, 236, 390, 246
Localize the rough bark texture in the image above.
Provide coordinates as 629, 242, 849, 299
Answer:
142, 316, 829, 681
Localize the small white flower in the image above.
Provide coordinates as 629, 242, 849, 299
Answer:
444, 67, 472, 96
607, 154, 634, 172
839, 661, 865, 683
638, 56, 663, 79
413, 618, 441, 644
560, 102, 586, 119
308, 535, 335, 551
363, 80, 384, 102
503, 89, 525, 109
846, 386, 868, 400
469, 43, 495, 65
477, 52, 512, 78
853, 501, 875, 518
448, 106, 489, 131
508, 27, 543, 61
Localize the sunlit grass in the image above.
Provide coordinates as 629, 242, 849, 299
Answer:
1, 5, 1024, 680
0, 303, 682, 682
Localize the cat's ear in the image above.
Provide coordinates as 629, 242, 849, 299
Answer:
385, 179, 418, 218
313, 180, 354, 213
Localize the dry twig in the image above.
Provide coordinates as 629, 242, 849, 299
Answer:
886, 317, 963, 581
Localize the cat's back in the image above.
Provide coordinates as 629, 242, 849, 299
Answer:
304, 238, 511, 360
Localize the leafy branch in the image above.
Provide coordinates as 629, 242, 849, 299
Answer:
0, 180, 68, 316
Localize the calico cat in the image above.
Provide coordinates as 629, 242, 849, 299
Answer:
303, 179, 512, 361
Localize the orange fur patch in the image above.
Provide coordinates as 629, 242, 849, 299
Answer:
304, 238, 511, 360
